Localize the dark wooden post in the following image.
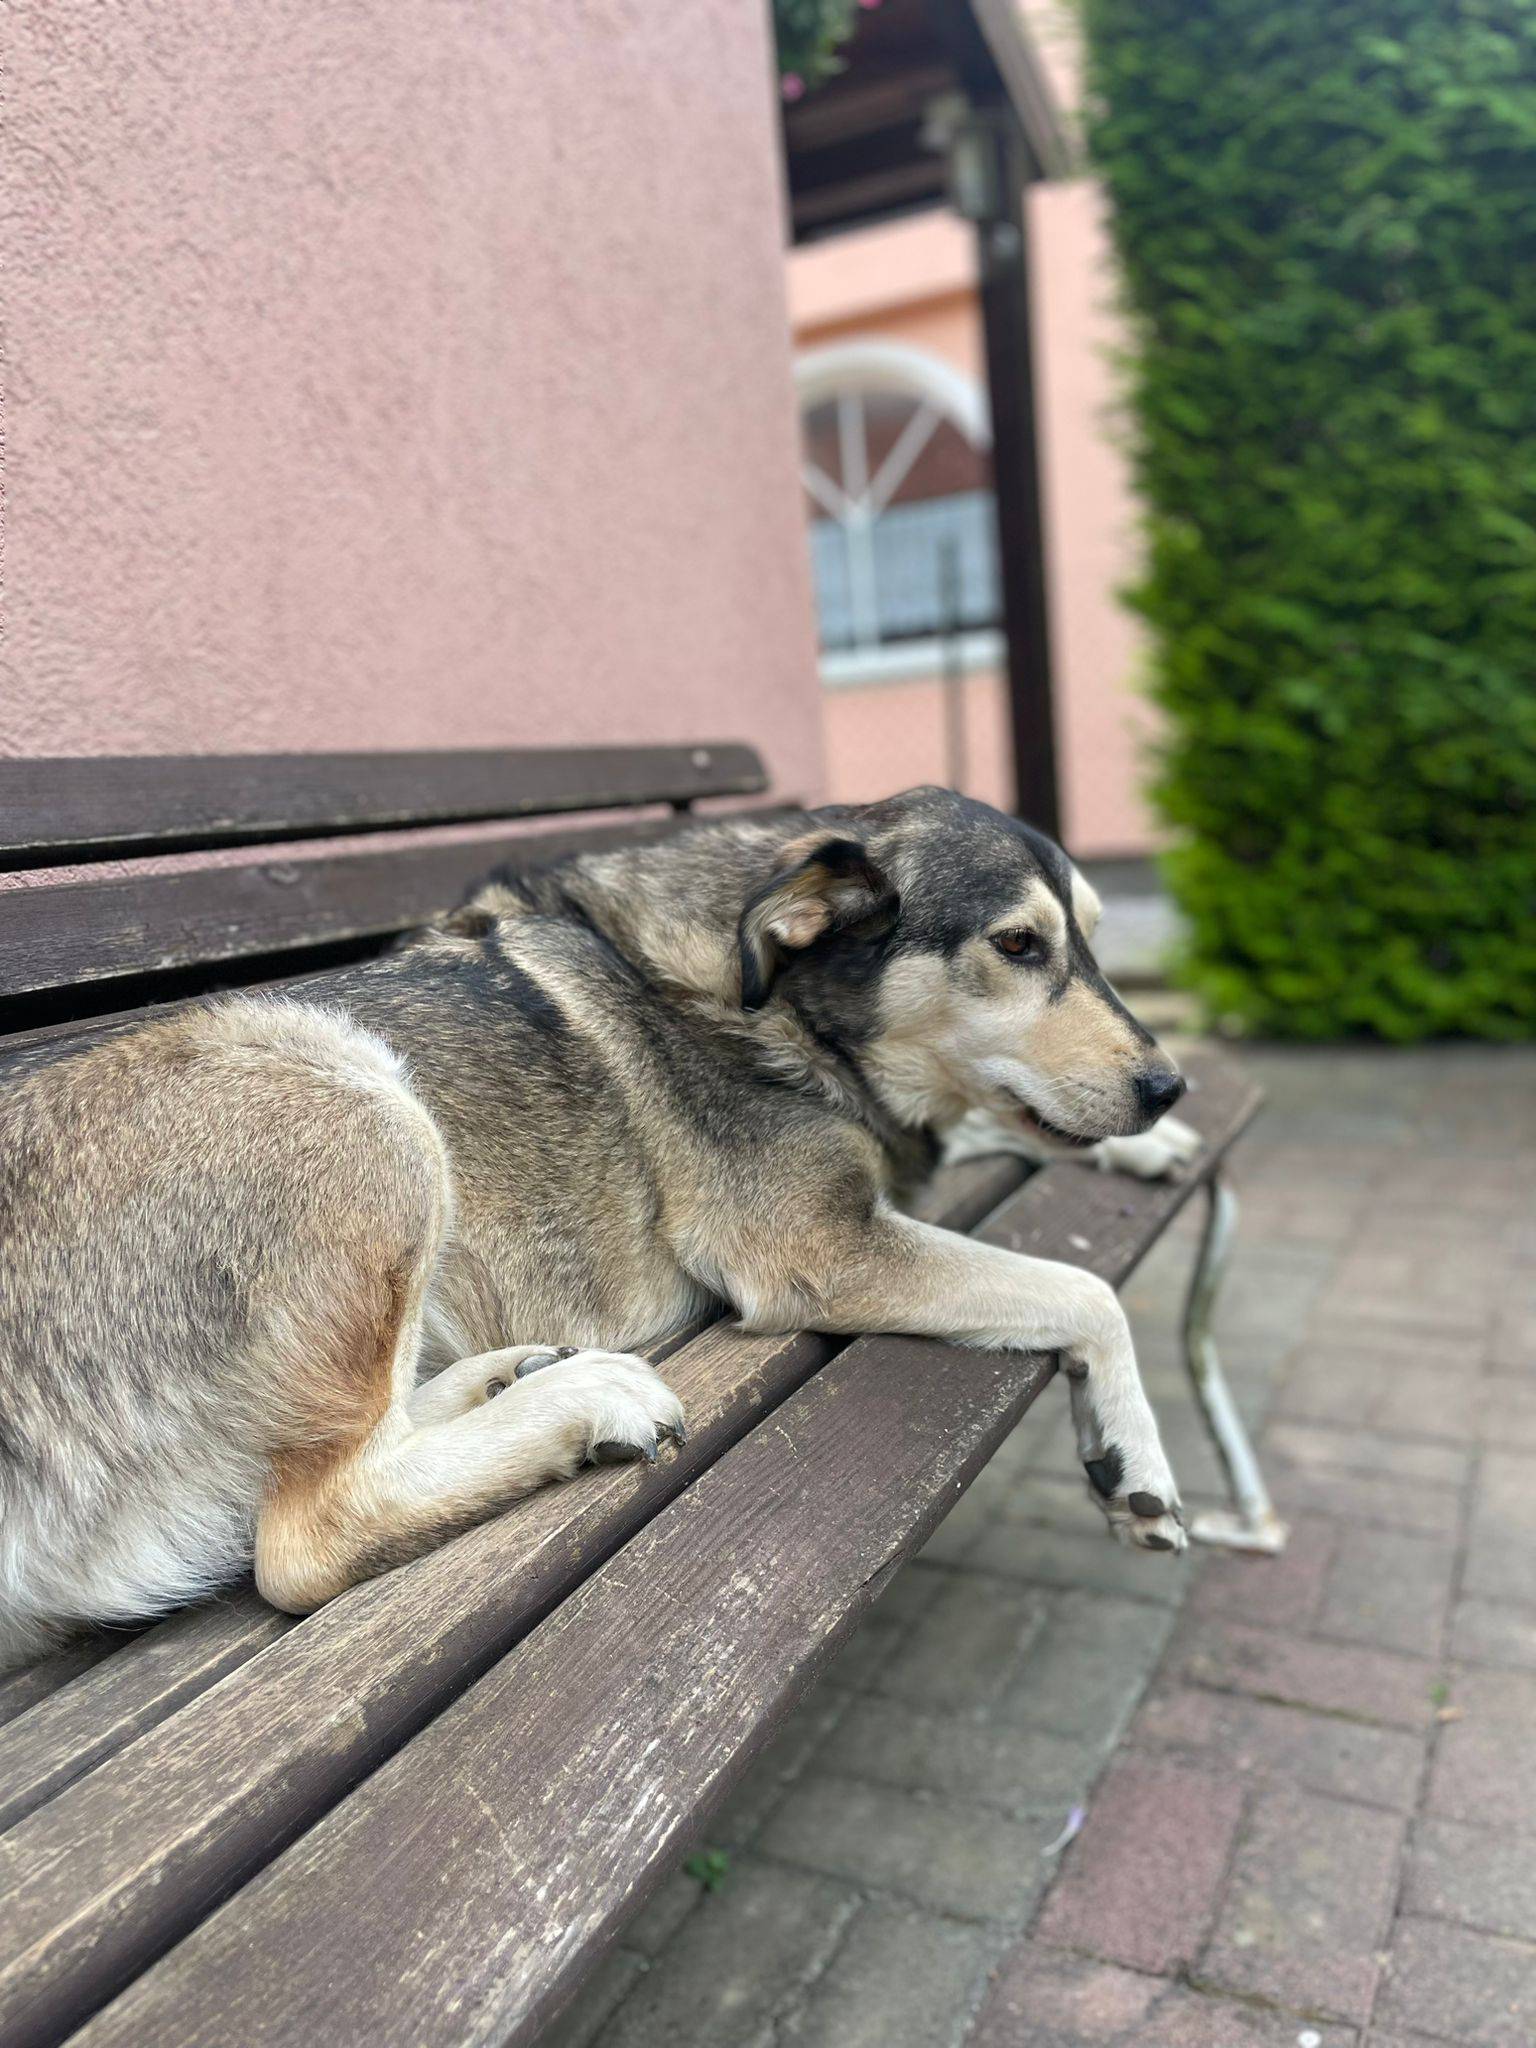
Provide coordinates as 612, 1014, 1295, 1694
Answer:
968, 116, 1061, 838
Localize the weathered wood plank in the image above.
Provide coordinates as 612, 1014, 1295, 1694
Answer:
0, 816, 688, 1003
908, 1152, 1030, 1233
0, 1151, 1010, 2045
0, 1309, 736, 1824
68, 1071, 1262, 2048
0, 1321, 845, 2048
0, 1639, 127, 1735
0, 746, 766, 870
0, 1602, 292, 1837
0, 1053, 1259, 2047
77, 1336, 1061, 2048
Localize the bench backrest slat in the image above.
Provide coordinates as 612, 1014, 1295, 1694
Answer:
0, 744, 771, 1032
0, 817, 684, 1006
0, 745, 766, 869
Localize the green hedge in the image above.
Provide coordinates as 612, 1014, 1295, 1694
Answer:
1081, 0, 1536, 1038
772, 0, 859, 93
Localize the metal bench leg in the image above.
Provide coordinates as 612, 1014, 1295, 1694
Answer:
1182, 1173, 1288, 1555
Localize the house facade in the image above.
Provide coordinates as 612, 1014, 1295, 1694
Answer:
784, 4, 1156, 858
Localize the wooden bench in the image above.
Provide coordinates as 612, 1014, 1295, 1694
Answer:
0, 746, 1271, 2048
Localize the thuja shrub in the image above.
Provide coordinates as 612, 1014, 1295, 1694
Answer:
1081, 0, 1536, 1038
773, 0, 859, 94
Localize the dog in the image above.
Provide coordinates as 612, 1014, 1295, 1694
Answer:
0, 787, 1199, 1670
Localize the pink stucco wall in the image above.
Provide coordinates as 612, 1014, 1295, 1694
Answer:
3, 1, 823, 802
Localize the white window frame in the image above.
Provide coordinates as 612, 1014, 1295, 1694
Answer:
796, 341, 991, 441
795, 342, 996, 687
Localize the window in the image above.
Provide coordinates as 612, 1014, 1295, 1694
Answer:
797, 347, 1000, 665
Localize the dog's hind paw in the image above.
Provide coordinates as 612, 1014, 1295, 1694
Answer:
503, 1349, 687, 1468
507, 1345, 581, 1383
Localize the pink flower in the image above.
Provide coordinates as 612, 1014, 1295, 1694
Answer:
781, 72, 805, 101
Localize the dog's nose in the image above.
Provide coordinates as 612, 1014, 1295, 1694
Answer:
1135, 1067, 1186, 1121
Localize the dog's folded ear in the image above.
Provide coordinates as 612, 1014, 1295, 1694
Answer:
737, 831, 896, 1009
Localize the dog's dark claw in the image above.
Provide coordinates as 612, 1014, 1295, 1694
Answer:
664, 1420, 690, 1449
589, 1438, 657, 1466
1128, 1491, 1165, 1519
1142, 1532, 1176, 1551
516, 1347, 575, 1380
485, 1377, 508, 1399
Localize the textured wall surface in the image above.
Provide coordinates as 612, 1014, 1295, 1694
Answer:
4, 1, 823, 798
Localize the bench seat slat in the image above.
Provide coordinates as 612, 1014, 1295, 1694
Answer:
0, 1152, 1060, 2045
0, 1604, 292, 1837
0, 1052, 1259, 2048
67, 1062, 1259, 2047
0, 1640, 125, 1735
0, 746, 767, 870
80, 1342, 1062, 2048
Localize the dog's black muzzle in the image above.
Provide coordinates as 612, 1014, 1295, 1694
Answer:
1134, 1065, 1186, 1124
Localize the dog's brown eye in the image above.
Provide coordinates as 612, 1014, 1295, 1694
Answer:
993, 929, 1044, 962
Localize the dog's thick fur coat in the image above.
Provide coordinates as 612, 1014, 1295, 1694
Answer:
0, 790, 1194, 1669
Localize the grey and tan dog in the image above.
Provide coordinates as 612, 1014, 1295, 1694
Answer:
0, 788, 1200, 1670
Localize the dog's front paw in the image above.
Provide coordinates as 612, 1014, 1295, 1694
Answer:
940, 1108, 1041, 1166
1082, 1444, 1188, 1554
1071, 1374, 1187, 1555
508, 1349, 687, 1466
1096, 1114, 1201, 1183
1102, 1478, 1188, 1554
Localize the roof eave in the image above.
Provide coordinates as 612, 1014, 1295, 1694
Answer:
969, 0, 1074, 181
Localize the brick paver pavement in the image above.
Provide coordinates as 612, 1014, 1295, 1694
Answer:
545, 1047, 1536, 2048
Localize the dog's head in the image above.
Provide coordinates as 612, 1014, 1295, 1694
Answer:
737, 787, 1183, 1142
